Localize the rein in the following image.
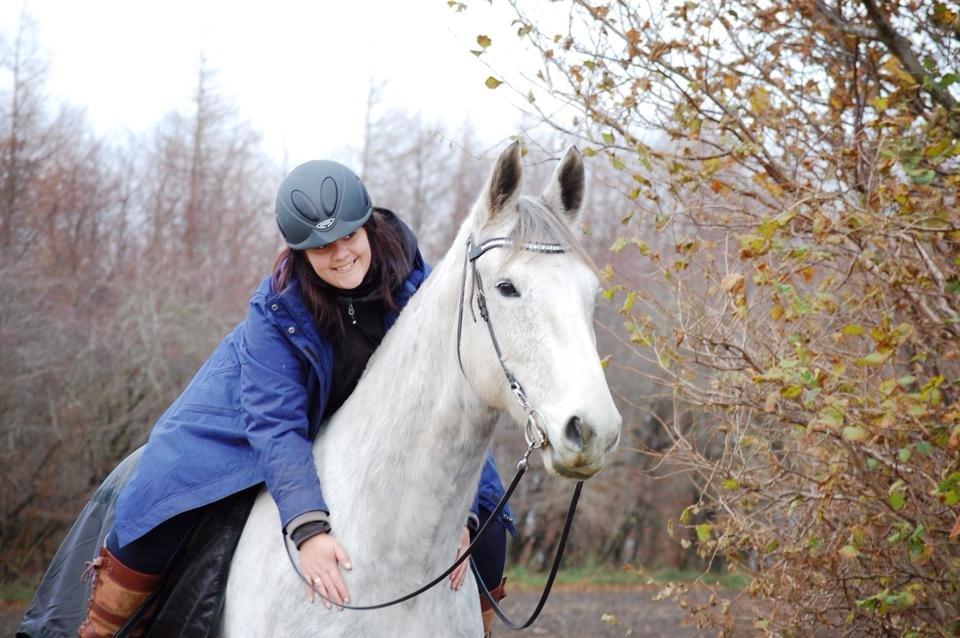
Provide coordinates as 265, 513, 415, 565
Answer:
284, 234, 583, 624
282, 440, 545, 610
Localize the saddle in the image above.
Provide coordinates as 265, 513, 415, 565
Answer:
129, 488, 258, 638
17, 448, 257, 638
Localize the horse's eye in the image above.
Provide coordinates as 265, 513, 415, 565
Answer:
496, 281, 520, 297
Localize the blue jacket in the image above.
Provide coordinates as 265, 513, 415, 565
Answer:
115, 252, 514, 547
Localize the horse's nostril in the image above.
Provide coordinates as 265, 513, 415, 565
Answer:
565, 416, 583, 448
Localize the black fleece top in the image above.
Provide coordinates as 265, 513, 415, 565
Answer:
320, 209, 419, 420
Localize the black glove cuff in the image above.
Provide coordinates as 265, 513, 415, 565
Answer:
291, 519, 332, 549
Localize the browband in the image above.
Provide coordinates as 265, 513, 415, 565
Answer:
467, 237, 567, 261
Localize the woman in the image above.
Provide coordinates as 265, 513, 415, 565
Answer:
76, 160, 513, 636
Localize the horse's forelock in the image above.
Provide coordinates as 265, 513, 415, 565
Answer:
504, 196, 594, 269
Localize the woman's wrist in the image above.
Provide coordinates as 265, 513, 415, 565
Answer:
286, 510, 332, 548
291, 520, 332, 548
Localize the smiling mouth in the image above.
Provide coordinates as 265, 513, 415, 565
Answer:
334, 258, 358, 273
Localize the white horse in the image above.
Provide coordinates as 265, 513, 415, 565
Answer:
221, 142, 622, 637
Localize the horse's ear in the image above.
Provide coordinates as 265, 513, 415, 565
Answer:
541, 146, 585, 223
478, 141, 524, 224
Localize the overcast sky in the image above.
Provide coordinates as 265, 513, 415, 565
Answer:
2, 0, 558, 167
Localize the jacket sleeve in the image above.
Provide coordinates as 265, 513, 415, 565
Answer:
472, 450, 505, 517
239, 297, 328, 529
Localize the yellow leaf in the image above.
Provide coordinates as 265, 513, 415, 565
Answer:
855, 351, 889, 367
696, 524, 713, 542
842, 426, 868, 442
748, 86, 771, 114
925, 139, 951, 158
721, 478, 740, 490
476, 34, 492, 48
882, 57, 916, 86
485, 77, 503, 89
780, 385, 803, 399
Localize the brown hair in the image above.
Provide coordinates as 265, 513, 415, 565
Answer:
271, 209, 412, 337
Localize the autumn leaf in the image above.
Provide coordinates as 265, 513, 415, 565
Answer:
696, 524, 713, 542
839, 545, 860, 559
721, 272, 745, 295
854, 351, 890, 367
485, 77, 503, 89
748, 86, 771, 114
763, 391, 779, 413
842, 426, 868, 442
601, 613, 619, 625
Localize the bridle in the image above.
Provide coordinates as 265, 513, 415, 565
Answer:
456, 234, 567, 450
282, 233, 584, 628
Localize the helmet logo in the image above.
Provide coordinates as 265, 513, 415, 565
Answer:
316, 218, 336, 231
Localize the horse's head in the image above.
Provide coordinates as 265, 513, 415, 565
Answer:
459, 141, 621, 479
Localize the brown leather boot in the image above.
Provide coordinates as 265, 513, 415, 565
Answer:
480, 577, 507, 637
77, 546, 161, 637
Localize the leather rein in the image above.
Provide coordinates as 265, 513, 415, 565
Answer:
283, 234, 583, 627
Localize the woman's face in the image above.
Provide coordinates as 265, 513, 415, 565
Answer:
304, 227, 372, 289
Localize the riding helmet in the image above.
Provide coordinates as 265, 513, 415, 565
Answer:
275, 160, 373, 249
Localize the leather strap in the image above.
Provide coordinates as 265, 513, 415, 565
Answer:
472, 481, 583, 630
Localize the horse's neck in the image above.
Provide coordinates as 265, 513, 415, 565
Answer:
315, 233, 497, 577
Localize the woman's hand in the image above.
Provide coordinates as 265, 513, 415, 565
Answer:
299, 533, 352, 608
449, 525, 471, 591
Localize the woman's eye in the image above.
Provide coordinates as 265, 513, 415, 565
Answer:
496, 281, 520, 297
343, 232, 355, 241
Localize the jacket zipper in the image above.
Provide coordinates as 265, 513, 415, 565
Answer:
348, 302, 357, 325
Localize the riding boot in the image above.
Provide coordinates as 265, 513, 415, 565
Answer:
77, 546, 161, 637
480, 577, 507, 637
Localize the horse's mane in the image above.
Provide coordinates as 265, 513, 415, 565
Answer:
505, 195, 594, 269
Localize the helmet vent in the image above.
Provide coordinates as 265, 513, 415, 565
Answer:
291, 189, 322, 222
320, 177, 339, 216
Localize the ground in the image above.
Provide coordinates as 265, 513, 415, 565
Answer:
3, 584, 750, 637
498, 584, 743, 638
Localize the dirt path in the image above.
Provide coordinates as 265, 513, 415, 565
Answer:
4, 585, 746, 636
497, 585, 730, 638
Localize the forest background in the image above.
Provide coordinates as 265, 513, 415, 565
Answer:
2, 1, 958, 636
